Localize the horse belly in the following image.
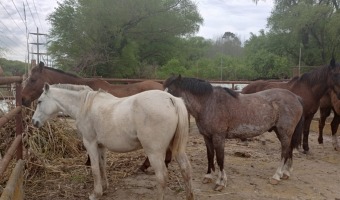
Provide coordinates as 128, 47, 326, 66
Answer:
97, 130, 142, 153
226, 123, 273, 139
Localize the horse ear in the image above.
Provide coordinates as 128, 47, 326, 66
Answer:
37, 62, 44, 72
43, 83, 50, 92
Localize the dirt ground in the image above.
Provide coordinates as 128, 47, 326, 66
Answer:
24, 120, 340, 200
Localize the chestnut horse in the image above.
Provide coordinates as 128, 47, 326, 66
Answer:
318, 90, 340, 150
164, 75, 304, 191
21, 62, 167, 171
242, 59, 340, 153
22, 62, 163, 106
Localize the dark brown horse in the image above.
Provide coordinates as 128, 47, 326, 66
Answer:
22, 62, 168, 171
164, 75, 304, 191
318, 90, 340, 150
242, 59, 340, 153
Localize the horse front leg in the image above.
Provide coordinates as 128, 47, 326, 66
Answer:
330, 112, 340, 150
98, 145, 108, 191
212, 135, 227, 191
202, 136, 215, 184
318, 107, 331, 144
83, 140, 103, 200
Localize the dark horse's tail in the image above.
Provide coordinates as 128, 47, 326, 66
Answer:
290, 98, 305, 150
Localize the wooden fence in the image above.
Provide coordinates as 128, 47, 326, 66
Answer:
0, 76, 24, 200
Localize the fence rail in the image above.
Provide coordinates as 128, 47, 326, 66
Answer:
0, 76, 23, 200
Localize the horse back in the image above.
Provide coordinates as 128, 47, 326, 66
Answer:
96, 80, 163, 97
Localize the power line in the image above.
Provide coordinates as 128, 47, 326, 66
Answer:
0, 1, 26, 34
25, 0, 38, 29
0, 19, 27, 49
31, 0, 45, 33
11, 0, 25, 25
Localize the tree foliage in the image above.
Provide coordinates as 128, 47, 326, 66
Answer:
267, 0, 340, 65
48, 0, 203, 77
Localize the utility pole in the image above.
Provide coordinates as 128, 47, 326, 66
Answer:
29, 27, 48, 64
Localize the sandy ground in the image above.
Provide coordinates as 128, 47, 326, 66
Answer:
24, 120, 340, 200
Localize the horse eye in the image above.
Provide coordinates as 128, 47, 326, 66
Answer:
37, 101, 41, 104
30, 79, 36, 83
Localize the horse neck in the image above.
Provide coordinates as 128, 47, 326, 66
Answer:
50, 89, 85, 118
303, 68, 331, 100
180, 91, 208, 119
44, 69, 84, 85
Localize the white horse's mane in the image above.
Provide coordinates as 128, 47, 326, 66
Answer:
50, 84, 93, 91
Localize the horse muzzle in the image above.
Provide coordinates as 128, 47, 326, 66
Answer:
32, 119, 42, 128
22, 98, 32, 107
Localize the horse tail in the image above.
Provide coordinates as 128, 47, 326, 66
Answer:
290, 98, 305, 150
170, 97, 190, 159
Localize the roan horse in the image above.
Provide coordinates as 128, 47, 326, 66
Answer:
164, 75, 304, 191
318, 90, 340, 150
31, 83, 194, 200
21, 62, 167, 171
242, 58, 340, 153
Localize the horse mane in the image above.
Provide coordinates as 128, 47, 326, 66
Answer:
50, 84, 93, 91
166, 77, 238, 98
33, 65, 80, 78
299, 62, 340, 86
221, 87, 239, 98
172, 77, 214, 95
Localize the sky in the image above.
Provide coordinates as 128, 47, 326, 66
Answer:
0, 0, 274, 62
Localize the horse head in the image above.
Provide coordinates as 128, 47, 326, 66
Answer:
32, 83, 59, 128
163, 75, 182, 97
22, 62, 46, 107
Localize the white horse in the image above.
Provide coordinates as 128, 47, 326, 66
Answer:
32, 83, 194, 200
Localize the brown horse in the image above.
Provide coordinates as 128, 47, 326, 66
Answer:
318, 90, 340, 150
22, 62, 168, 171
164, 75, 304, 191
22, 62, 163, 106
242, 59, 340, 153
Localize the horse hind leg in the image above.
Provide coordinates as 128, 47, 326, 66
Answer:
270, 129, 293, 185
147, 153, 168, 200
175, 152, 194, 200
330, 113, 340, 150
138, 149, 172, 173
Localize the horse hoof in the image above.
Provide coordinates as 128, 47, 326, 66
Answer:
281, 174, 289, 180
202, 177, 212, 184
214, 184, 224, 191
335, 147, 339, 151
269, 178, 280, 185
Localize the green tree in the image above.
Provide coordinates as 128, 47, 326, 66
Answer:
48, 0, 203, 78
268, 0, 340, 65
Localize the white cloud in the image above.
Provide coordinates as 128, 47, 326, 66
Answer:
195, 0, 274, 41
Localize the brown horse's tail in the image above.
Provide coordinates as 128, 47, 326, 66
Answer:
170, 97, 190, 159
290, 98, 305, 150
